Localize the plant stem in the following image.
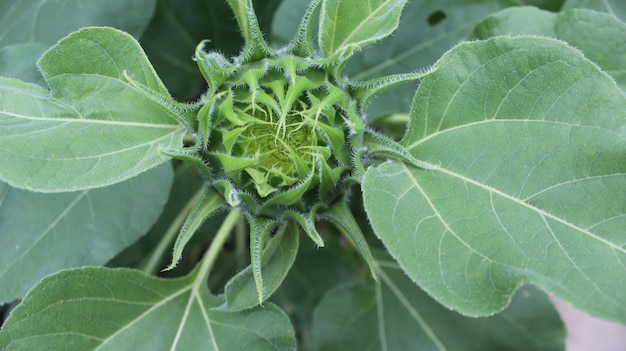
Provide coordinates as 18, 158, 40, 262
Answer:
235, 214, 247, 268
195, 209, 242, 285
141, 186, 205, 275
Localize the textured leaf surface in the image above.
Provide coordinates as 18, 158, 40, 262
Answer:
0, 0, 156, 84
363, 37, 626, 322
141, 0, 243, 100
0, 0, 156, 46
473, 7, 626, 90
318, 0, 408, 58
0, 267, 296, 350
562, 0, 626, 22
312, 257, 565, 351
224, 222, 299, 311
0, 164, 173, 303
345, 0, 517, 120
270, 237, 359, 350
0, 27, 185, 192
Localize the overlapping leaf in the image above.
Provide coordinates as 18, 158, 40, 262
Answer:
0, 267, 296, 350
563, 0, 626, 22
472, 7, 626, 90
312, 256, 565, 350
318, 0, 408, 59
223, 222, 299, 311
363, 37, 626, 323
0, 27, 186, 192
0, 0, 156, 46
0, 165, 173, 303
350, 0, 521, 120
0, 0, 157, 83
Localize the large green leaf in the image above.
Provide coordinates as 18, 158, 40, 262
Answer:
270, 236, 360, 350
0, 43, 48, 84
0, 0, 157, 83
318, 0, 408, 59
141, 0, 281, 101
0, 0, 156, 46
0, 164, 173, 304
562, 0, 626, 22
0, 27, 186, 192
312, 256, 565, 351
344, 0, 518, 120
363, 37, 626, 323
0, 267, 296, 350
472, 7, 626, 90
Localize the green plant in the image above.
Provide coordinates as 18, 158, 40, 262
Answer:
1, 0, 625, 349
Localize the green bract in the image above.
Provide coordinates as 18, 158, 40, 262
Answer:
197, 47, 353, 208
159, 0, 424, 303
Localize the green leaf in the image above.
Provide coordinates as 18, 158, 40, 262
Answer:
223, 221, 299, 311
562, 0, 626, 22
0, 164, 173, 304
0, 0, 157, 46
472, 7, 626, 90
0, 267, 296, 350
270, 236, 361, 350
141, 0, 242, 101
363, 37, 626, 323
312, 256, 565, 350
244, 215, 283, 304
344, 0, 518, 120
0, 43, 47, 84
318, 0, 408, 59
0, 0, 157, 84
0, 27, 186, 192
165, 186, 226, 271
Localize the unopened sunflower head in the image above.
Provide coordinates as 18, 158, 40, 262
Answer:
196, 46, 363, 215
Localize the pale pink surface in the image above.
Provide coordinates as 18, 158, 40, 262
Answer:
551, 297, 626, 351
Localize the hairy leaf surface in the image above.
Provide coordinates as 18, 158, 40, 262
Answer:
345, 0, 518, 120
318, 0, 408, 58
0, 28, 185, 192
0, 267, 296, 350
473, 7, 626, 90
224, 222, 299, 311
363, 37, 626, 323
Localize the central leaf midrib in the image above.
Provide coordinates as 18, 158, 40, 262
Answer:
334, 0, 395, 51
404, 118, 615, 150
2, 131, 181, 161
95, 285, 193, 350
2, 110, 181, 129
403, 163, 625, 253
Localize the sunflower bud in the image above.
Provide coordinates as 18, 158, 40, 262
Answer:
196, 46, 360, 214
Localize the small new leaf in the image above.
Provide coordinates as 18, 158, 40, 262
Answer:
223, 221, 300, 311
165, 186, 226, 271
318, 0, 408, 59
